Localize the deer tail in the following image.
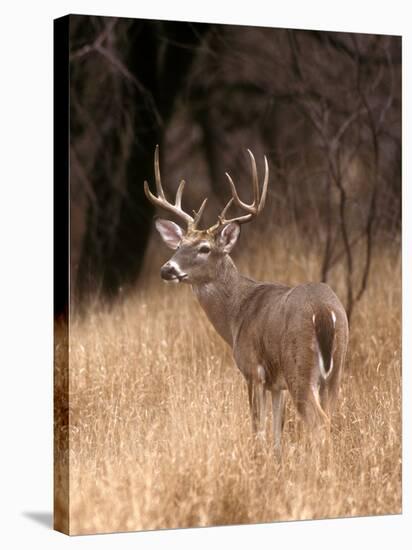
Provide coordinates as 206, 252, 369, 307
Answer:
312, 307, 336, 381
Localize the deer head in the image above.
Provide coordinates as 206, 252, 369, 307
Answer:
144, 146, 269, 285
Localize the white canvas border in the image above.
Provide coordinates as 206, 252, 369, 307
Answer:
0, 1, 409, 548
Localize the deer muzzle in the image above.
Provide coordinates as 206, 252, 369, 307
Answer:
160, 261, 188, 283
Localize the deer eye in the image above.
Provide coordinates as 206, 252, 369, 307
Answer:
198, 244, 211, 254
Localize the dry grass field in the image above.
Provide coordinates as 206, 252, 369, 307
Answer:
54, 227, 401, 535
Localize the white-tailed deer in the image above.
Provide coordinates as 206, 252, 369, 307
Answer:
144, 146, 349, 453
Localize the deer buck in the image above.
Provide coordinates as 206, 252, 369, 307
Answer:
144, 146, 349, 453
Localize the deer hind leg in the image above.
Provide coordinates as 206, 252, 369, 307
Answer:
296, 385, 330, 429
286, 384, 330, 469
271, 389, 286, 457
282, 342, 330, 433
247, 365, 267, 439
319, 383, 330, 417
319, 383, 334, 442
287, 369, 330, 434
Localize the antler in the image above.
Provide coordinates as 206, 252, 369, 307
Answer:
144, 145, 207, 230
207, 149, 269, 233
144, 146, 269, 233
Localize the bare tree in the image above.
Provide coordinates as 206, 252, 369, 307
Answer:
67, 17, 401, 318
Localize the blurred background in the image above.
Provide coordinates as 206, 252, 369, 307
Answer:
67, 15, 401, 320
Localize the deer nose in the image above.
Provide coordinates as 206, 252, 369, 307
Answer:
160, 262, 180, 280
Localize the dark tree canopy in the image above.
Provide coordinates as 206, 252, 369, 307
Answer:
66, 16, 401, 319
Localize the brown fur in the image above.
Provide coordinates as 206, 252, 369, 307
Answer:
190, 257, 349, 449
153, 168, 349, 451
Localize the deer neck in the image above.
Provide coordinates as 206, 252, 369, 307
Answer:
192, 255, 253, 346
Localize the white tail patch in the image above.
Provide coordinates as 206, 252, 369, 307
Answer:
257, 365, 266, 384
317, 345, 328, 379
312, 312, 328, 378
313, 310, 335, 380
317, 345, 334, 380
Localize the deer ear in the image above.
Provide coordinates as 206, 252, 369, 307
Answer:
155, 219, 183, 249
217, 222, 241, 253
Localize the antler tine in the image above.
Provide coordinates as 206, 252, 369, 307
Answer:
154, 145, 166, 200
259, 155, 269, 212
193, 197, 208, 228
206, 197, 236, 234
144, 147, 195, 227
207, 150, 270, 232
224, 172, 246, 210
247, 148, 260, 207
175, 179, 185, 209
144, 180, 165, 210
224, 150, 261, 214
219, 197, 234, 219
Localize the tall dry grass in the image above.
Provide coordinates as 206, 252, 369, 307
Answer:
55, 228, 401, 535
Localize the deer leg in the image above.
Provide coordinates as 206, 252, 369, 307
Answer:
271, 389, 286, 456
247, 381, 258, 433
247, 366, 267, 439
257, 382, 267, 438
296, 385, 330, 429
319, 383, 330, 417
